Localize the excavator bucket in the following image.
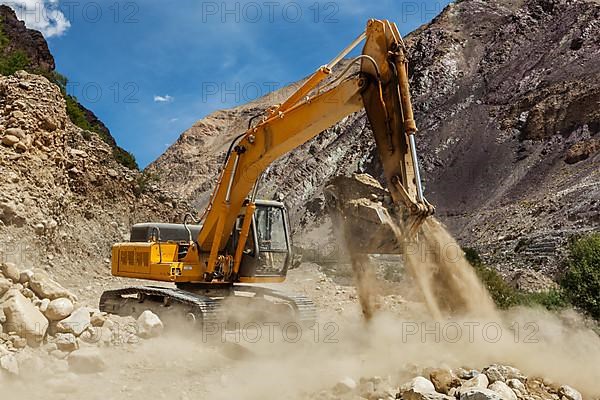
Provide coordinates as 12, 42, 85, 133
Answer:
324, 174, 402, 254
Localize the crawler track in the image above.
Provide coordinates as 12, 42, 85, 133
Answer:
99, 285, 316, 328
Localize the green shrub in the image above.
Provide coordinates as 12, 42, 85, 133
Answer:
464, 247, 569, 311
0, 17, 30, 75
134, 172, 158, 197
0, 50, 29, 75
561, 233, 600, 319
65, 93, 138, 170
114, 147, 138, 170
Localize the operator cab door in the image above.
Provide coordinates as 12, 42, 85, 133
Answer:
235, 202, 292, 279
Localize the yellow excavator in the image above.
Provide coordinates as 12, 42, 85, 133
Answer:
99, 19, 434, 326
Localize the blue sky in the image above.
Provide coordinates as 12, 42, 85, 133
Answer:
6, 0, 451, 167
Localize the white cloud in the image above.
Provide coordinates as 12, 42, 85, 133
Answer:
1, 0, 71, 37
154, 95, 174, 103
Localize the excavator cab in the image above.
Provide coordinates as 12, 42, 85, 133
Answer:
232, 200, 293, 280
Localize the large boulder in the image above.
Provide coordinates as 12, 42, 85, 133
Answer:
136, 310, 164, 338
400, 376, 454, 400
67, 347, 106, 373
507, 379, 526, 398
28, 270, 76, 301
483, 365, 525, 383
56, 307, 91, 336
1, 289, 48, 346
401, 376, 436, 394
44, 298, 74, 321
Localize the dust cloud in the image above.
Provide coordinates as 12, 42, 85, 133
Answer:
402, 218, 497, 319
338, 215, 600, 399
5, 221, 600, 400
348, 215, 496, 322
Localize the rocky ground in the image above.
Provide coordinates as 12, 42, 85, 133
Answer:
149, 0, 600, 281
2, 260, 599, 400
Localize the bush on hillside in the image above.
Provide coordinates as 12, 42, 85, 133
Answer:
464, 247, 569, 311
561, 233, 600, 319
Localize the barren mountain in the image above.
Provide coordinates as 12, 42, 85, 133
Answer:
149, 0, 600, 277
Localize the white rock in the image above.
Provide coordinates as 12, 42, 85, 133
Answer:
489, 381, 517, 400
68, 347, 106, 373
334, 377, 357, 394
80, 327, 103, 345
401, 376, 437, 397
560, 385, 582, 400
39, 298, 51, 312
460, 388, 503, 400
136, 310, 164, 338
462, 374, 490, 390
56, 307, 91, 336
484, 365, 525, 382
45, 298, 74, 321
1, 289, 48, 346
0, 354, 19, 375
506, 379, 525, 394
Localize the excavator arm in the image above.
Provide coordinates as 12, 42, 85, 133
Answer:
109, 19, 434, 286
196, 19, 434, 279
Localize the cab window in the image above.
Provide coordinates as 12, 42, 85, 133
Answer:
255, 206, 288, 252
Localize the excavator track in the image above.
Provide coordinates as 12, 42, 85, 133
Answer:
233, 285, 317, 327
99, 286, 222, 327
99, 285, 316, 330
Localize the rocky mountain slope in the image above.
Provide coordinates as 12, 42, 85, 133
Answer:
0, 71, 188, 288
0, 5, 137, 169
0, 6, 190, 289
149, 0, 600, 278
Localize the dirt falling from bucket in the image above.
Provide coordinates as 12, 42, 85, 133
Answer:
348, 213, 498, 321
349, 253, 379, 321
396, 217, 497, 319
